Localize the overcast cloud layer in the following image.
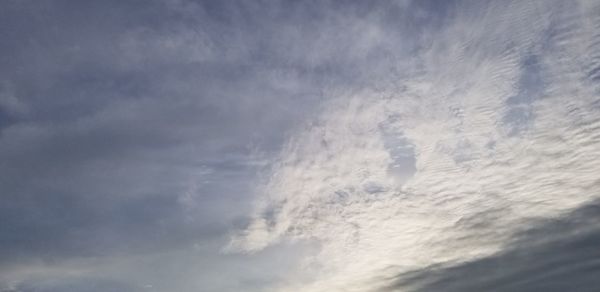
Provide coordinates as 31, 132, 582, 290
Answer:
1, 0, 600, 291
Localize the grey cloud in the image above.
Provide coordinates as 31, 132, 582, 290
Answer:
0, 0, 308, 256
1, 0, 430, 290
0, 0, 437, 266
384, 200, 600, 292
10, 278, 142, 292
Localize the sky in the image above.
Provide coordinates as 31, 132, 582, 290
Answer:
1, 0, 600, 291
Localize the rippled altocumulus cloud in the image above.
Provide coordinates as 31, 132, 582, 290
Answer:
233, 1, 600, 291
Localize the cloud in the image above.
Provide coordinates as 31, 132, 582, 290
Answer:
383, 200, 600, 292
232, 0, 600, 291
0, 0, 334, 290
2, 0, 599, 291
2, 0, 437, 290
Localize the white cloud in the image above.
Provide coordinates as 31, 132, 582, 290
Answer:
232, 1, 600, 291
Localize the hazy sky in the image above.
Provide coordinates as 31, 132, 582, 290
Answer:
1, 0, 600, 291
